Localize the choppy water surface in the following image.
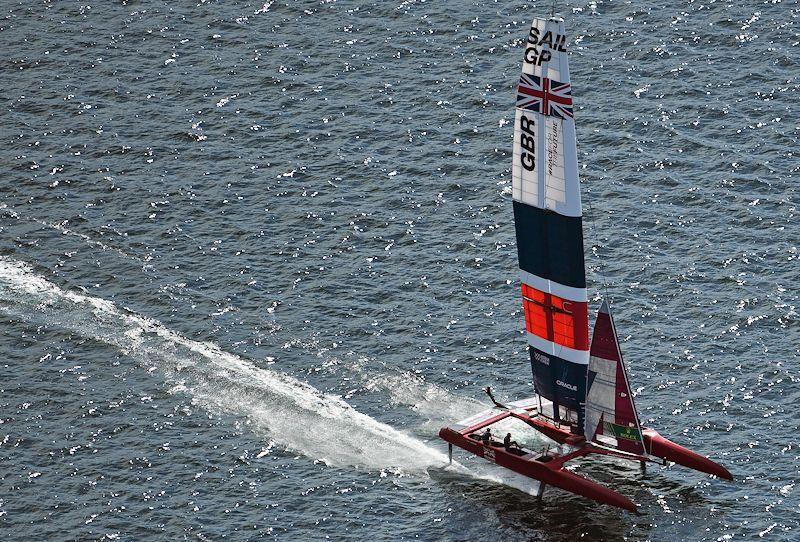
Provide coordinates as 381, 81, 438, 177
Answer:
1, 1, 797, 540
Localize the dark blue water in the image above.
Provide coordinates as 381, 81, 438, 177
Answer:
1, 1, 797, 540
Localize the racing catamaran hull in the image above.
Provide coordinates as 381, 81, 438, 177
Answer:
440, 399, 731, 511
642, 428, 732, 480
439, 425, 637, 512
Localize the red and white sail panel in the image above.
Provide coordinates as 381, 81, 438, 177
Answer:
584, 300, 645, 455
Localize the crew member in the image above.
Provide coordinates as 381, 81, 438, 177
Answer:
504, 432, 520, 451
481, 428, 492, 446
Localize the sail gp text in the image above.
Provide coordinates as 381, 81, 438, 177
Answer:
525, 26, 567, 66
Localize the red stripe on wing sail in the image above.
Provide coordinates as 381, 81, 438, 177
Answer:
521, 283, 589, 350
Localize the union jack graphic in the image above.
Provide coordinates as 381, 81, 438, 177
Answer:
516, 74, 573, 119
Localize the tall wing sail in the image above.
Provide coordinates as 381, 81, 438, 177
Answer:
513, 17, 589, 431
584, 300, 645, 455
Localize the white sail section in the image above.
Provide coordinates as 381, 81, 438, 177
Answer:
512, 17, 581, 218
522, 18, 571, 81
584, 351, 617, 444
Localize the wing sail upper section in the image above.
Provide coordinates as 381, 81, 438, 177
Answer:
513, 17, 587, 429
584, 300, 645, 455
513, 17, 580, 219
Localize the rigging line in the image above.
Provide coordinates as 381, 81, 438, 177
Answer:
584, 188, 611, 302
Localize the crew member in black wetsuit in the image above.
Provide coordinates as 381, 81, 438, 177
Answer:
504, 432, 520, 451
481, 428, 492, 446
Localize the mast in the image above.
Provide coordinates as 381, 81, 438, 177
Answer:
513, 17, 589, 432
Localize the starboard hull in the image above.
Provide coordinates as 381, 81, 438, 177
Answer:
521, 415, 733, 481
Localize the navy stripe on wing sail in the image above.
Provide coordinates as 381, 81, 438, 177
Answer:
513, 200, 587, 289
529, 346, 587, 427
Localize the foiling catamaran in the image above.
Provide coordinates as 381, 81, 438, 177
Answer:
438, 15, 732, 512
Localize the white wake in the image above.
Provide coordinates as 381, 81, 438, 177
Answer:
0, 257, 553, 495
0, 258, 449, 471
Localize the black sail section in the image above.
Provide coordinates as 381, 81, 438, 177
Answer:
513, 200, 586, 289
529, 346, 587, 430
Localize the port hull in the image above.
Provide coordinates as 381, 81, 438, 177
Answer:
439, 427, 637, 511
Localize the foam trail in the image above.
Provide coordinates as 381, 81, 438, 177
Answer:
0, 204, 144, 262
354, 366, 557, 495
0, 258, 550, 495
0, 258, 448, 471
362, 369, 487, 428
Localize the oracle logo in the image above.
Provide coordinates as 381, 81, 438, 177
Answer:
556, 379, 577, 392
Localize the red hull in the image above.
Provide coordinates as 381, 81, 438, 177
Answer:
643, 428, 732, 480
440, 406, 732, 511
523, 416, 733, 480
521, 416, 732, 481
439, 427, 637, 511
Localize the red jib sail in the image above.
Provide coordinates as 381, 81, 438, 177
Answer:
584, 300, 645, 455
